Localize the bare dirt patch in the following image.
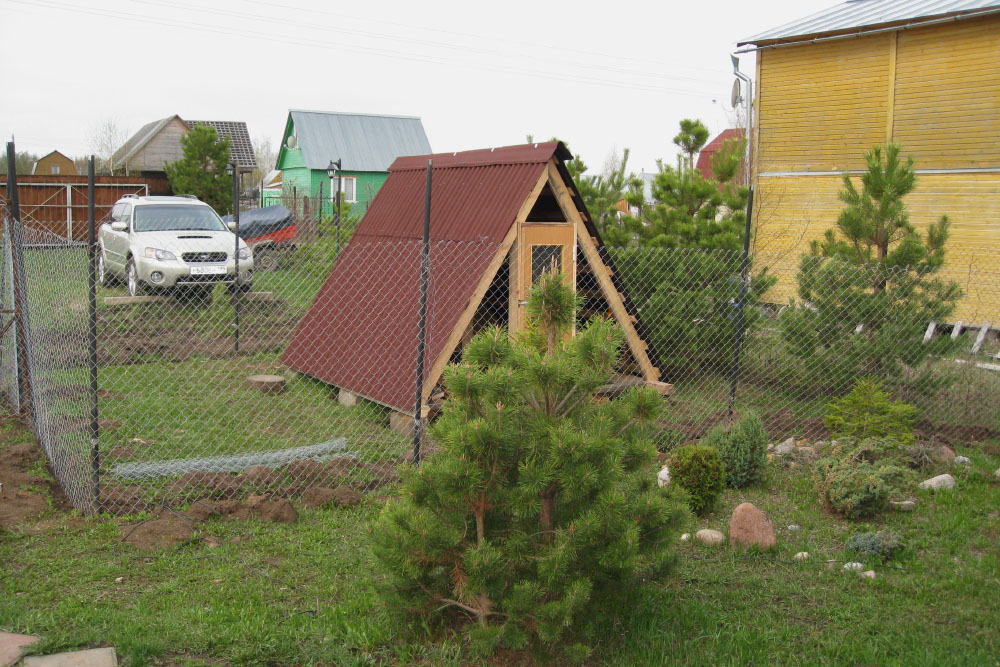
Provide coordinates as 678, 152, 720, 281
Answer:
0, 419, 70, 528
120, 508, 195, 550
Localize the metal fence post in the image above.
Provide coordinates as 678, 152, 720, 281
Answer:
412, 160, 432, 463
233, 166, 241, 355
6, 142, 33, 421
87, 156, 101, 511
728, 186, 754, 418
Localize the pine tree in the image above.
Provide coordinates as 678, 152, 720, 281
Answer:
610, 126, 775, 378
562, 144, 644, 247
373, 272, 685, 659
164, 125, 233, 214
781, 143, 962, 394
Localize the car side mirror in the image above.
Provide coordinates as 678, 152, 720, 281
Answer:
111, 221, 127, 232
227, 221, 238, 232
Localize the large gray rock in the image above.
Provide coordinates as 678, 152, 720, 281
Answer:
919, 473, 956, 491
774, 437, 796, 455
695, 529, 726, 546
729, 502, 777, 549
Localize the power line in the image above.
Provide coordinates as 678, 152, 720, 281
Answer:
235, 0, 733, 78
2, 0, 728, 98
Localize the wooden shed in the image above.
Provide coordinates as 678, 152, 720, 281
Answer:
740, 0, 1000, 323
281, 142, 666, 420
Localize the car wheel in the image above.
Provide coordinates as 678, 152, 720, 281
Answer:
126, 258, 144, 297
227, 281, 253, 295
255, 249, 278, 272
97, 252, 109, 287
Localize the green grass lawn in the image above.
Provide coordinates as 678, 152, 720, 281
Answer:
3, 418, 998, 666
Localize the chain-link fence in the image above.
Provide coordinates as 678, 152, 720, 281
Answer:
2, 191, 998, 516
607, 246, 1000, 448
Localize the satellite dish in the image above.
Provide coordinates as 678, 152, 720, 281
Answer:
285, 134, 298, 150
731, 79, 743, 108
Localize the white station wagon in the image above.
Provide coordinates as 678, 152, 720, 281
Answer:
98, 195, 253, 298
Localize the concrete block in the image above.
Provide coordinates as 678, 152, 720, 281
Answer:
338, 389, 357, 408
23, 647, 117, 667
389, 410, 415, 437
0, 632, 41, 667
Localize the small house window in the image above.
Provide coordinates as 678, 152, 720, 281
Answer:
531, 244, 563, 284
51, 165, 60, 174
341, 177, 357, 203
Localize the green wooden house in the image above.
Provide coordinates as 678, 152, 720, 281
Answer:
275, 110, 431, 218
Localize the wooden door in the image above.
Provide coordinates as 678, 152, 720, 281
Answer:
510, 222, 576, 332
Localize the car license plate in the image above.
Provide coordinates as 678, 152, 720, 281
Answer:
190, 266, 226, 276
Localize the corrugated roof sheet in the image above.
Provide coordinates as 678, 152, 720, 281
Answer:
189, 120, 257, 169
740, 0, 1000, 46
281, 142, 563, 412
289, 110, 432, 172
695, 128, 745, 181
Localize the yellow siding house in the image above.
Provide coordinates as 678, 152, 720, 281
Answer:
739, 0, 1000, 323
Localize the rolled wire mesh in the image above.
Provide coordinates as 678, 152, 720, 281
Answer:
2, 200, 998, 514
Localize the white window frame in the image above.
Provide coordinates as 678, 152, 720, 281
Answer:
338, 176, 357, 204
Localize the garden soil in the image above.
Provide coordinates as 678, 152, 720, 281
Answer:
0, 418, 71, 529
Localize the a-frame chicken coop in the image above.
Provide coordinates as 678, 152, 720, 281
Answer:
282, 142, 669, 425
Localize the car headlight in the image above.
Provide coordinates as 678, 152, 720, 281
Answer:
237, 247, 251, 260
144, 247, 176, 261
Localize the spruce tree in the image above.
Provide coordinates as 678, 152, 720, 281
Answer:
781, 143, 962, 394
373, 272, 684, 659
164, 125, 234, 214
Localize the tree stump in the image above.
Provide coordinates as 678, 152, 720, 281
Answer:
247, 374, 286, 393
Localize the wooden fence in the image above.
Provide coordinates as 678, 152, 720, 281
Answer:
0, 175, 170, 241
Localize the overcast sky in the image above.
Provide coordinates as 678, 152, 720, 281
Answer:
1, 0, 837, 176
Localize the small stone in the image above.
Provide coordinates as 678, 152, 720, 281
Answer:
793, 551, 809, 561
935, 446, 956, 465
861, 570, 877, 580
995, 467, 1000, 481
890, 500, 916, 512
919, 473, 956, 491
766, 453, 776, 462
787, 524, 801, 531
774, 437, 796, 455
953, 455, 971, 465
843, 561, 864, 572
797, 446, 816, 458
695, 529, 726, 546
679, 533, 691, 543
657, 465, 671, 488
728, 502, 777, 549
766, 443, 775, 452
114, 576, 124, 583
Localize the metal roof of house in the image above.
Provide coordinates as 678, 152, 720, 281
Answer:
695, 128, 745, 181
189, 120, 257, 169
280, 142, 577, 412
113, 116, 256, 170
286, 110, 431, 172
740, 0, 1000, 46
114, 115, 184, 165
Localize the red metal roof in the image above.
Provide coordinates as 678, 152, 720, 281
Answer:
695, 128, 746, 182
281, 142, 564, 412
